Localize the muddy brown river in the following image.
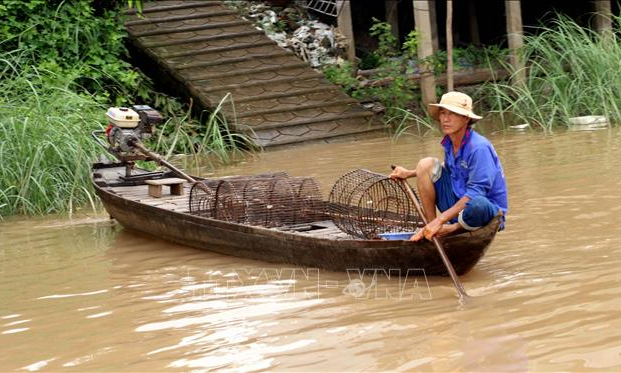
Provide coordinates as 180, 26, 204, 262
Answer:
2, 127, 621, 371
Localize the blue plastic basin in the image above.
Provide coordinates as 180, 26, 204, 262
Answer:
378, 232, 415, 240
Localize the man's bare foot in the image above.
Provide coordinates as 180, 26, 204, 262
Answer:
411, 223, 463, 241
436, 223, 463, 237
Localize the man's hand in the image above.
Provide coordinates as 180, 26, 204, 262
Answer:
411, 220, 462, 241
389, 165, 414, 180
411, 217, 443, 241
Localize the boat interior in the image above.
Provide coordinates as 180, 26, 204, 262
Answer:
93, 163, 357, 240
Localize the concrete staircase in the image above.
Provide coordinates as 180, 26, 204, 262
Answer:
124, 0, 384, 148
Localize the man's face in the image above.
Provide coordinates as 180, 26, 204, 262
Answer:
438, 108, 470, 136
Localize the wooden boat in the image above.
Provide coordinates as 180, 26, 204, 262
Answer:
91, 162, 501, 276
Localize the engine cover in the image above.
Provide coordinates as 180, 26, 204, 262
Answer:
104, 105, 162, 161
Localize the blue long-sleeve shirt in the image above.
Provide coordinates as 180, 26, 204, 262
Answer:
441, 128, 508, 218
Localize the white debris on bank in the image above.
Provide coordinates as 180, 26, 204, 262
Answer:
568, 115, 609, 131
223, 1, 349, 68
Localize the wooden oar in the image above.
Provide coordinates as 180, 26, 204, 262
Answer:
391, 165, 470, 300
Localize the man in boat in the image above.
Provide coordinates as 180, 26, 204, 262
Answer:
390, 91, 508, 241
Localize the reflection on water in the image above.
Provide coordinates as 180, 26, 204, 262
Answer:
2, 128, 621, 371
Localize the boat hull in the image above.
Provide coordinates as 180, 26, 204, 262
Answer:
93, 165, 500, 275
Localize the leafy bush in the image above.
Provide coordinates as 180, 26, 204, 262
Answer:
325, 20, 422, 121
0, 0, 137, 104
369, 17, 399, 61
322, 61, 359, 94
358, 52, 381, 70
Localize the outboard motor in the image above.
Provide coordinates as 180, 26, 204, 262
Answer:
92, 105, 196, 182
105, 105, 163, 161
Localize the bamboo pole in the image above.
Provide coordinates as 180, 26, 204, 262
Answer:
446, 0, 454, 91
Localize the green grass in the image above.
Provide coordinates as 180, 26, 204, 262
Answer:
482, 14, 621, 131
0, 54, 105, 217
0, 53, 254, 218
150, 93, 255, 168
383, 108, 437, 139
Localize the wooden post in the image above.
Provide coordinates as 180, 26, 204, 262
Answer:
337, 0, 356, 63
413, 0, 437, 106
429, 0, 439, 52
386, 0, 400, 41
505, 0, 525, 85
593, 0, 612, 34
446, 0, 454, 91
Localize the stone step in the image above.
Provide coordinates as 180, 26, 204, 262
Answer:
125, 1, 222, 15
248, 116, 384, 148
172, 51, 292, 71
233, 86, 339, 104
143, 29, 265, 48
240, 110, 374, 131
132, 20, 249, 37
198, 73, 324, 94
175, 55, 302, 81
213, 77, 337, 102
162, 41, 278, 60
193, 67, 316, 95
234, 98, 358, 119
125, 9, 237, 26
202, 78, 339, 107
154, 36, 271, 60
191, 62, 310, 82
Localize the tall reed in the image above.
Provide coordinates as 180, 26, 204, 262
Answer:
0, 52, 253, 218
150, 93, 255, 168
0, 53, 105, 217
483, 14, 621, 130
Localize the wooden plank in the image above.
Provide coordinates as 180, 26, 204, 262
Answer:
359, 67, 510, 89
139, 196, 189, 206
145, 178, 186, 186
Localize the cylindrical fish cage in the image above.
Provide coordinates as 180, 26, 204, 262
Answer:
188, 172, 289, 221
288, 177, 327, 224
328, 169, 423, 239
189, 175, 325, 228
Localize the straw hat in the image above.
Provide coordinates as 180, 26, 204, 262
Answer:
428, 91, 482, 122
